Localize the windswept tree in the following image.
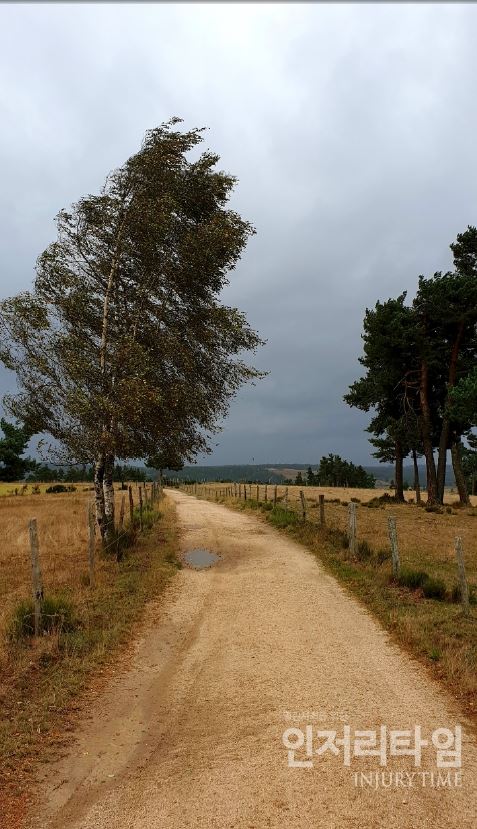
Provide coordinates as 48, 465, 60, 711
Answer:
0, 120, 264, 540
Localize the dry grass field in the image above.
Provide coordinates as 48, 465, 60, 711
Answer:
0, 483, 149, 638
0, 482, 180, 822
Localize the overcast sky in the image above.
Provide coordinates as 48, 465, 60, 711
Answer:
1, 3, 476, 466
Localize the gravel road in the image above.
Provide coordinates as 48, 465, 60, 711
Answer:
33, 490, 477, 829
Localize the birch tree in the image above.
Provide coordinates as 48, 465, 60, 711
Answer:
0, 120, 264, 541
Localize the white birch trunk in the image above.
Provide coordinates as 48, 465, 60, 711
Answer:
94, 454, 106, 539
103, 452, 115, 543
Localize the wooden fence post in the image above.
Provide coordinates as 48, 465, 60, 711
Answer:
299, 490, 307, 522
88, 504, 96, 588
273, 485, 277, 507
264, 484, 268, 502
244, 484, 247, 501
319, 494, 325, 526
284, 487, 288, 509
139, 486, 144, 531
455, 537, 470, 616
387, 515, 400, 578
256, 484, 259, 502
348, 502, 357, 559
128, 485, 134, 526
119, 495, 125, 530
29, 518, 43, 636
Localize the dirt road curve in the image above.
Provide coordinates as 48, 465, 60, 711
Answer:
32, 491, 477, 829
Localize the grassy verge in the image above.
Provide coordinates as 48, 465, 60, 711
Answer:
0, 496, 181, 819
206, 493, 477, 725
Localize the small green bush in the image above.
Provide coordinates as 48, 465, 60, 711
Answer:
8, 595, 77, 641
396, 569, 429, 590
268, 507, 298, 529
421, 576, 447, 601
132, 504, 157, 531
46, 484, 76, 494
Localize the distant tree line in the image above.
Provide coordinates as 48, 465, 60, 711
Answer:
295, 455, 375, 489
345, 227, 477, 506
0, 420, 151, 483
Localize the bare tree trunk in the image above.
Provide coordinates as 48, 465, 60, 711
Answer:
436, 440, 448, 505
451, 439, 470, 506
412, 448, 422, 504
394, 439, 405, 502
419, 359, 438, 505
437, 322, 465, 504
103, 452, 116, 543
94, 453, 106, 539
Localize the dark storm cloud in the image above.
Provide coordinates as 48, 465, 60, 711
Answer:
1, 3, 476, 465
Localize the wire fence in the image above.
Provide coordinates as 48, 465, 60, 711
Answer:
177, 481, 474, 616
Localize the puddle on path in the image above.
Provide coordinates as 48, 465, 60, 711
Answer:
183, 548, 220, 569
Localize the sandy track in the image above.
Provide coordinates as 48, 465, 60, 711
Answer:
32, 491, 477, 829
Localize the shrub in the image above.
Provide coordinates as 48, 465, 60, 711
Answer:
132, 504, 157, 531
356, 540, 373, 561
351, 497, 361, 503
425, 504, 443, 514
378, 493, 397, 504
268, 506, 298, 529
46, 484, 76, 494
341, 500, 349, 507
396, 569, 429, 590
328, 528, 349, 550
31, 484, 41, 494
421, 576, 447, 601
450, 582, 477, 605
8, 595, 77, 641
376, 547, 391, 566
365, 498, 384, 509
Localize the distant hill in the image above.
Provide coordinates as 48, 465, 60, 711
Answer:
163, 462, 456, 486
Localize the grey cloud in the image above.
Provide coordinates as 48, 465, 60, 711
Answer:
1, 3, 476, 465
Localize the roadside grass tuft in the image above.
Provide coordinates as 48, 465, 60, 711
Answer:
7, 595, 77, 641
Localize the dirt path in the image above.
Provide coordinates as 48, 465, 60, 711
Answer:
32, 491, 477, 829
